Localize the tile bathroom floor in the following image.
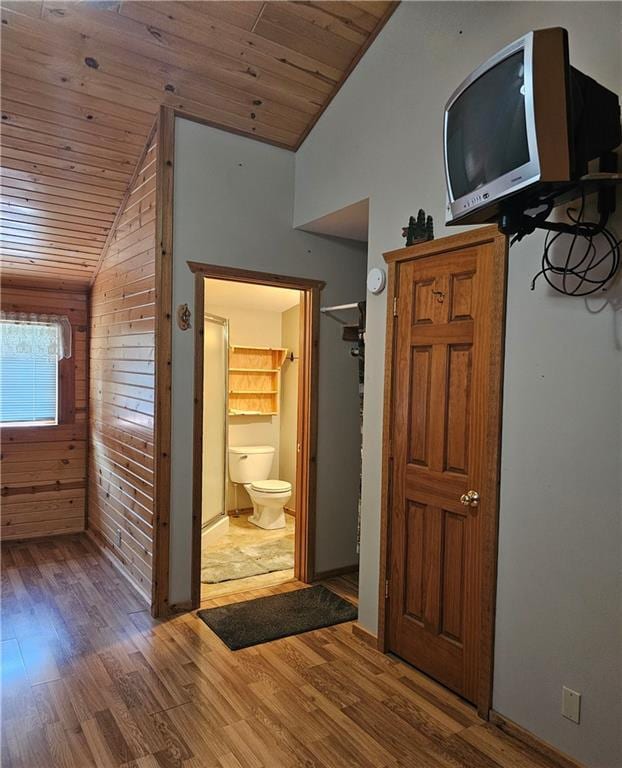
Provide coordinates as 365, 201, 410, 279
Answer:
200, 511, 295, 602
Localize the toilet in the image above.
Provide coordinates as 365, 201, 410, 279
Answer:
228, 445, 292, 530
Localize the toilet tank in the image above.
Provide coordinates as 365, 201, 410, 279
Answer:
228, 445, 274, 484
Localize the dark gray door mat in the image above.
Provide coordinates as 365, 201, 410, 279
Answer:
196, 585, 358, 650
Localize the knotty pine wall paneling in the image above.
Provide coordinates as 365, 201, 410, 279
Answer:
88, 129, 157, 602
1, 286, 88, 539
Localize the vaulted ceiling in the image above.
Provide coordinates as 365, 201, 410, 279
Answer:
0, 0, 396, 290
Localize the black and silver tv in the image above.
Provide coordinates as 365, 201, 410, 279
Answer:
444, 28, 621, 226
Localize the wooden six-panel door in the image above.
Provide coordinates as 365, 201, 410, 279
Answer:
386, 229, 507, 709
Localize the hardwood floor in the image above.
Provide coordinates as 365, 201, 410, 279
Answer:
2, 533, 569, 768
320, 570, 359, 607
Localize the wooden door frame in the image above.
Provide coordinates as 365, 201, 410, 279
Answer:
188, 261, 324, 609
377, 226, 508, 718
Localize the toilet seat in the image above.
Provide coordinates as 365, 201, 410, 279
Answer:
250, 479, 292, 494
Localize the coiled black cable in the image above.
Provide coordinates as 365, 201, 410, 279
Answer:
524, 189, 621, 296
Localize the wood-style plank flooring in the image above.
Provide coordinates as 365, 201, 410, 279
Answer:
2, 534, 567, 768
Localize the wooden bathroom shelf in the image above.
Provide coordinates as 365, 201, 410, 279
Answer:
229, 367, 280, 373
229, 391, 279, 397
228, 345, 287, 416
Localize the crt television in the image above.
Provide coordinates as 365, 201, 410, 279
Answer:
444, 27, 621, 226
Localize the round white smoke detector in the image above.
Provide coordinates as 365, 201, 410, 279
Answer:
367, 267, 386, 295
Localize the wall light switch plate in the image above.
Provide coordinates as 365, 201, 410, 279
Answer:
562, 687, 581, 724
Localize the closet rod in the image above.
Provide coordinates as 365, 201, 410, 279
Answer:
320, 302, 359, 312
320, 302, 361, 325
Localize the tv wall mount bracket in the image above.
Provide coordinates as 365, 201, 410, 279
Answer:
499, 153, 621, 297
499, 153, 620, 241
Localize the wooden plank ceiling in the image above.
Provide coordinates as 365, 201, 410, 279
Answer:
0, 1, 396, 290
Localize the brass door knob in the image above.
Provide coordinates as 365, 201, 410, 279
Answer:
460, 490, 480, 507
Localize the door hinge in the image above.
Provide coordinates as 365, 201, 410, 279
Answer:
384, 579, 390, 599
393, 296, 398, 317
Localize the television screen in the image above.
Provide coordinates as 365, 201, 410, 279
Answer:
446, 51, 530, 201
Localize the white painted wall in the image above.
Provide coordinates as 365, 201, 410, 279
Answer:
294, 3, 621, 766
171, 118, 367, 605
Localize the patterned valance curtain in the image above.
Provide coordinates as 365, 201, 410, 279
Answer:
0, 312, 72, 360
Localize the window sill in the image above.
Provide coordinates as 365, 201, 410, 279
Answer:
0, 422, 85, 443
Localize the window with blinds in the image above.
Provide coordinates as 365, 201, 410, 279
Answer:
0, 321, 59, 426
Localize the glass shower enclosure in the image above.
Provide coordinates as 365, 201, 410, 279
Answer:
202, 313, 229, 530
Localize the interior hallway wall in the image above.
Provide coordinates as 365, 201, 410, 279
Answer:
170, 117, 367, 604
293, 4, 622, 766
280, 304, 300, 512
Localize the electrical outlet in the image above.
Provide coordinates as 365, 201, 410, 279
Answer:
116, 528, 122, 547
562, 687, 581, 724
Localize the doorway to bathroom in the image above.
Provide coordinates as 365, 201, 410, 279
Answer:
188, 262, 324, 607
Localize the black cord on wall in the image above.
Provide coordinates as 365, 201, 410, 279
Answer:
510, 188, 621, 297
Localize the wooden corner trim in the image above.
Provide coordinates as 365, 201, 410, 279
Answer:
377, 259, 397, 652
152, 105, 175, 619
